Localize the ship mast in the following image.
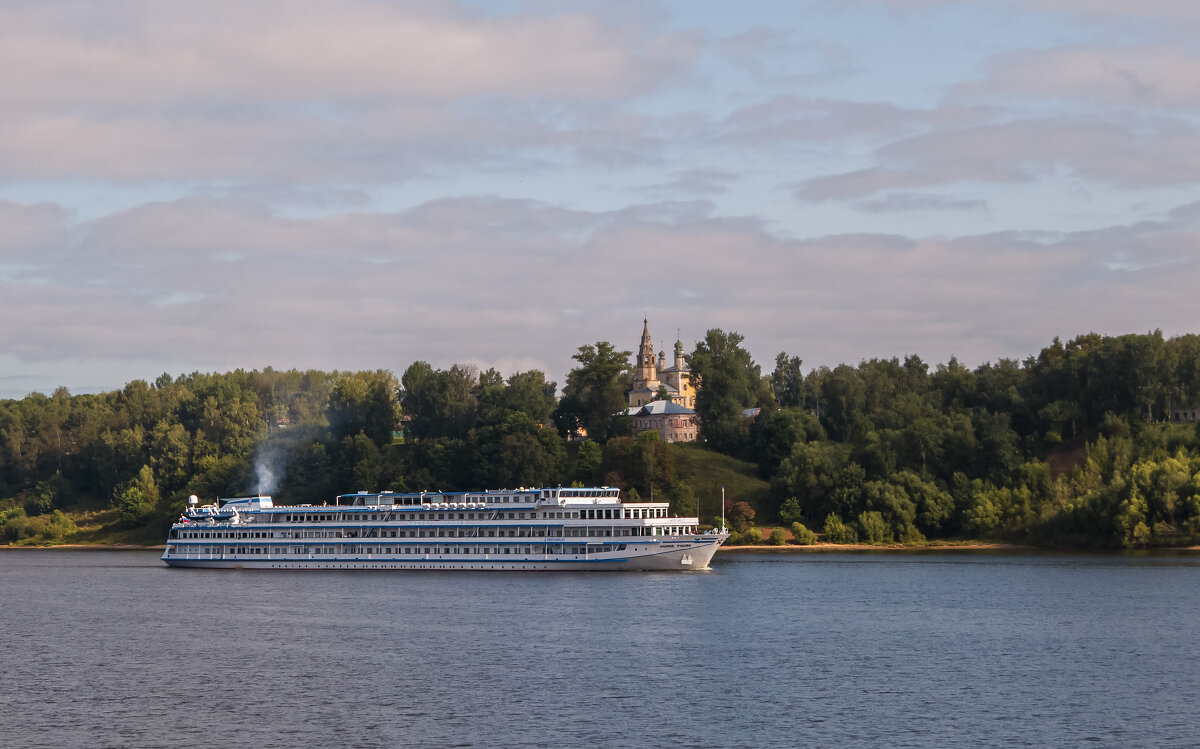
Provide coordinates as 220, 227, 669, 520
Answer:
720, 485, 725, 532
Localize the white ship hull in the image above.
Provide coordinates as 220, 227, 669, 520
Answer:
163, 539, 722, 571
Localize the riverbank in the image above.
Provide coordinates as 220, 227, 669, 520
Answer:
0, 543, 165, 550
721, 542, 1200, 553
5, 541, 1021, 553
719, 540, 1033, 552
8, 541, 1200, 553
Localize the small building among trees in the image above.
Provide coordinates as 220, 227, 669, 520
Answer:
1170, 407, 1200, 422
625, 400, 699, 443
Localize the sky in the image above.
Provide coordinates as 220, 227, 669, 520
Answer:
3, 0, 1200, 398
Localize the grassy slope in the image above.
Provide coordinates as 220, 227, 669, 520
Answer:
68, 507, 165, 546
669, 443, 771, 519
1, 501, 166, 547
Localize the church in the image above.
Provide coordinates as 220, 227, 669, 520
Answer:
625, 319, 699, 443
628, 319, 695, 408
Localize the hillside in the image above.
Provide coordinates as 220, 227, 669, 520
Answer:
669, 444, 770, 518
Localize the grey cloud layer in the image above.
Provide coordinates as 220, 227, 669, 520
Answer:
0, 1, 694, 182
3, 197, 1196, 386
4, 0, 1200, 393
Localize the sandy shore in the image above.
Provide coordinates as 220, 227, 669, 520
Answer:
719, 541, 1031, 552
3, 541, 1011, 552
0, 544, 165, 550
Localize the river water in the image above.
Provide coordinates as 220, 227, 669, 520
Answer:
2, 549, 1199, 748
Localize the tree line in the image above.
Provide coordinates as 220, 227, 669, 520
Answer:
689, 329, 1200, 548
3, 329, 1200, 547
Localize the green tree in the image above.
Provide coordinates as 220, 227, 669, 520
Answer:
477, 412, 566, 488
338, 433, 383, 491
861, 479, 921, 541
574, 440, 603, 484
25, 472, 69, 516
500, 370, 558, 426
664, 481, 698, 517
858, 510, 892, 544
778, 496, 805, 525
689, 329, 770, 454
891, 471, 954, 535
597, 432, 675, 499
1115, 485, 1150, 548
818, 364, 866, 443
771, 352, 805, 408
115, 487, 152, 526
772, 440, 851, 519
751, 407, 823, 479
149, 420, 192, 495
553, 342, 632, 442
400, 363, 476, 441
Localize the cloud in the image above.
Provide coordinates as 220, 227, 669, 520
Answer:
0, 2, 692, 107
0, 200, 73, 255
796, 114, 1200, 200
958, 46, 1200, 108
716, 96, 981, 146
6, 0, 1200, 397
1023, 0, 1200, 22
853, 193, 988, 214
0, 1, 699, 183
715, 25, 856, 83
858, 0, 1200, 22
5, 194, 1200, 393
641, 169, 739, 196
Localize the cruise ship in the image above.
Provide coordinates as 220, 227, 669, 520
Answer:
162, 486, 728, 571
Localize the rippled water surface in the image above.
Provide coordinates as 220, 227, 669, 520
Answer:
3, 549, 1200, 748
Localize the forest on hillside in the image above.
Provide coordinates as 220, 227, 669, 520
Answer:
696, 330, 1200, 548
4, 330, 1200, 548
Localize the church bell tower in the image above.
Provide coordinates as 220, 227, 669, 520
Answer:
635, 318, 658, 388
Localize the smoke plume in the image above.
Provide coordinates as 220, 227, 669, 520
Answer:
254, 441, 286, 496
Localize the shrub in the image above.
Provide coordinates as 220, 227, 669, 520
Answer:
5, 510, 77, 544
822, 513, 857, 544
790, 521, 818, 545
24, 493, 55, 517
768, 528, 787, 545
742, 527, 763, 545
858, 510, 893, 544
116, 487, 155, 527
24, 472, 69, 516
0, 506, 28, 542
728, 501, 756, 531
